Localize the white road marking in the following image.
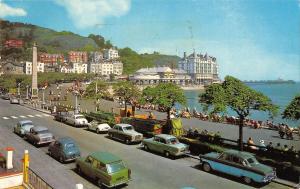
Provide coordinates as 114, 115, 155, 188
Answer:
35, 114, 42, 117
42, 114, 50, 117
27, 115, 34, 118
19, 115, 26, 118
2, 117, 9, 120
11, 116, 18, 119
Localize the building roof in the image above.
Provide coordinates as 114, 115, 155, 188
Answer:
136, 67, 186, 74
90, 151, 122, 164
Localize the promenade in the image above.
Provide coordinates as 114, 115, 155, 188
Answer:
42, 83, 300, 151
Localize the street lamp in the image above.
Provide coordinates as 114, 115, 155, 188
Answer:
17, 83, 21, 97
26, 85, 29, 100
42, 87, 46, 107
74, 90, 79, 114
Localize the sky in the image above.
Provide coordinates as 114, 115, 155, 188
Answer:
1, 0, 299, 81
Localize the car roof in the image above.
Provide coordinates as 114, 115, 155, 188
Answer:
116, 123, 132, 127
57, 137, 75, 144
19, 120, 33, 125
32, 126, 48, 132
90, 151, 122, 164
155, 134, 176, 140
224, 149, 254, 159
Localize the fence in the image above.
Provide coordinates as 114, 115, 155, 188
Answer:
26, 167, 54, 189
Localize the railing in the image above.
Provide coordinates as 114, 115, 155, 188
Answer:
26, 167, 54, 189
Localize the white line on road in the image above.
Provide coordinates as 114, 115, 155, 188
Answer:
19, 115, 26, 118
2, 117, 9, 120
11, 116, 18, 119
35, 114, 42, 117
27, 115, 34, 118
42, 114, 50, 117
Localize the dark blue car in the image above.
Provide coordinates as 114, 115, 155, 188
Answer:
48, 137, 81, 163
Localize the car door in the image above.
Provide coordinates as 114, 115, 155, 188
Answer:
81, 156, 94, 176
52, 141, 60, 158
212, 153, 234, 174
230, 155, 244, 177
27, 128, 34, 142
150, 136, 162, 153
16, 123, 21, 134
113, 126, 121, 140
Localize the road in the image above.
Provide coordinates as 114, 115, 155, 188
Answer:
0, 99, 291, 189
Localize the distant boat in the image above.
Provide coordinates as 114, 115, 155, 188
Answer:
243, 78, 296, 84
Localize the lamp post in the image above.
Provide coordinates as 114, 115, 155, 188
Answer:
74, 90, 79, 114
17, 83, 21, 97
42, 87, 46, 107
26, 85, 29, 100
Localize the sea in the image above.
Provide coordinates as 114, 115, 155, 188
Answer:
180, 82, 300, 128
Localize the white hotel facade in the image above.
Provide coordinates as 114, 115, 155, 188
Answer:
178, 52, 220, 85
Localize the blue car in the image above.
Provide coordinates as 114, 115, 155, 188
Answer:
199, 149, 276, 184
48, 137, 81, 163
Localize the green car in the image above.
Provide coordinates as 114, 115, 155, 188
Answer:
142, 134, 189, 158
76, 151, 131, 188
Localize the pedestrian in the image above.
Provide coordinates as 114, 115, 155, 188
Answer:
247, 137, 257, 150
266, 142, 273, 150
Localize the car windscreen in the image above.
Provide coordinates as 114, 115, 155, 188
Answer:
123, 126, 133, 131
65, 143, 76, 149
247, 157, 258, 165
168, 138, 179, 144
106, 161, 125, 174
75, 116, 85, 119
36, 130, 49, 134
22, 122, 33, 127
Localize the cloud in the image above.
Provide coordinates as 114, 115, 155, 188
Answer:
0, 0, 27, 18
55, 0, 131, 28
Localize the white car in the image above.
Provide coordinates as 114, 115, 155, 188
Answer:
64, 114, 88, 127
87, 120, 111, 134
14, 120, 34, 136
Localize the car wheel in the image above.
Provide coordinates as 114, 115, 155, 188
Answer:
203, 162, 212, 172
96, 128, 100, 134
144, 144, 149, 151
96, 178, 103, 187
77, 166, 82, 175
243, 176, 252, 184
109, 133, 113, 138
59, 156, 65, 163
48, 151, 52, 157
164, 151, 170, 158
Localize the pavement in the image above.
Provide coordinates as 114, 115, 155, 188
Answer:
0, 98, 295, 189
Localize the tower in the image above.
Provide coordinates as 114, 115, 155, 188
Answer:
31, 42, 38, 99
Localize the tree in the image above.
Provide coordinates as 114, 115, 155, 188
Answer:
84, 80, 109, 99
113, 81, 141, 117
141, 83, 186, 120
282, 95, 300, 120
199, 76, 278, 151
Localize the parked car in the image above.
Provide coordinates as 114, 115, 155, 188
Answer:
87, 120, 111, 134
108, 124, 143, 144
54, 111, 69, 122
64, 114, 89, 127
14, 120, 34, 136
25, 126, 55, 146
76, 151, 131, 188
199, 149, 276, 184
10, 97, 19, 104
17, 98, 24, 104
1, 93, 10, 100
142, 134, 189, 158
48, 137, 81, 163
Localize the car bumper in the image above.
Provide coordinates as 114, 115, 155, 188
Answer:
103, 179, 131, 188
37, 139, 55, 145
262, 173, 276, 183
173, 150, 190, 156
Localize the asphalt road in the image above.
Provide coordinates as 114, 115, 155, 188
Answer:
0, 99, 291, 189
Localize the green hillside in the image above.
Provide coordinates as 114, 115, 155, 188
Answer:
0, 19, 180, 74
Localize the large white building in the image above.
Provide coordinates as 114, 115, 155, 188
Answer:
129, 67, 192, 85
60, 63, 87, 74
103, 48, 119, 60
24, 61, 44, 75
89, 61, 123, 76
178, 52, 219, 84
